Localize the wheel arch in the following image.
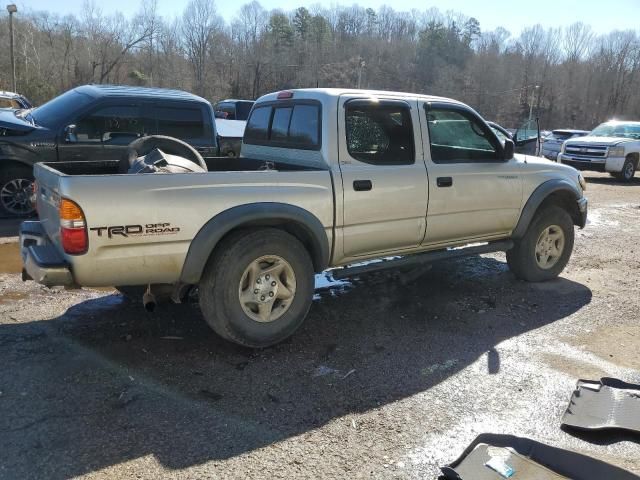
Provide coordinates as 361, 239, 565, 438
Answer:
0, 158, 35, 174
512, 180, 583, 239
179, 202, 330, 285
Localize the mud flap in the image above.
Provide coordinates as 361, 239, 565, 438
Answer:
440, 433, 638, 480
562, 377, 640, 434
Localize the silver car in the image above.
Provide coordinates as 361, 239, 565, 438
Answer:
541, 129, 589, 161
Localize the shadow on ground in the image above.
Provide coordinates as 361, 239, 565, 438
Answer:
0, 256, 592, 478
585, 175, 640, 187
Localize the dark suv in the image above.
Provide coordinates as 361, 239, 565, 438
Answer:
213, 99, 254, 120
0, 85, 222, 216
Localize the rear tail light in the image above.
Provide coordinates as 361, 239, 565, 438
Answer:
60, 198, 88, 254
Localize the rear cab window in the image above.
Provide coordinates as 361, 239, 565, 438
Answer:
244, 101, 321, 150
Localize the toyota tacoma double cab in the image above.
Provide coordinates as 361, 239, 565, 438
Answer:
20, 88, 588, 348
558, 120, 640, 181
0, 84, 241, 217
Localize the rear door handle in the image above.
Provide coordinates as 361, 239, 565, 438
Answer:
353, 180, 372, 191
437, 177, 453, 187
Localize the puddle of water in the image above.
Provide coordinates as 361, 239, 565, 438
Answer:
0, 290, 28, 304
0, 243, 22, 274
313, 273, 353, 300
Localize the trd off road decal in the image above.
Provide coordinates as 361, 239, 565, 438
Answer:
90, 223, 180, 238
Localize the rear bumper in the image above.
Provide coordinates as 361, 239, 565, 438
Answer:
20, 221, 74, 287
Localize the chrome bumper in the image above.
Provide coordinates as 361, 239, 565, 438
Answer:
20, 221, 74, 287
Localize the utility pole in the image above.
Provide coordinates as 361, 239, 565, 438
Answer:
357, 59, 365, 89
7, 4, 17, 92
528, 85, 540, 125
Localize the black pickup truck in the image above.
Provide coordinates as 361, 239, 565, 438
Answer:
0, 85, 239, 217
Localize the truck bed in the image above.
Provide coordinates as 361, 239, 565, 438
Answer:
32, 159, 334, 287
49, 157, 326, 176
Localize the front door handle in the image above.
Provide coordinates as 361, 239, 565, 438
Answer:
353, 180, 372, 191
437, 177, 453, 187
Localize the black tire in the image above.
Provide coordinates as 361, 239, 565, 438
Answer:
0, 165, 35, 217
614, 157, 636, 182
199, 228, 314, 348
507, 205, 574, 282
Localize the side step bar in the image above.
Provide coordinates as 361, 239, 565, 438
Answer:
331, 240, 514, 280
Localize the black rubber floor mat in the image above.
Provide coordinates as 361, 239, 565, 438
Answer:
441, 433, 639, 479
562, 377, 640, 434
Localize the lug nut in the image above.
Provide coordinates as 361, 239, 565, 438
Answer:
271, 281, 276, 286
269, 292, 274, 297
254, 289, 259, 294
265, 274, 270, 280
261, 295, 265, 301
257, 278, 261, 284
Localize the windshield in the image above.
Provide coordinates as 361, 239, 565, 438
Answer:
590, 122, 640, 139
30, 89, 94, 127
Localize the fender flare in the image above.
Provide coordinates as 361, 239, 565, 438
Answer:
512, 179, 582, 239
179, 202, 330, 284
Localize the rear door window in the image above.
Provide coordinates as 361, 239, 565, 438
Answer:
154, 105, 205, 139
345, 103, 414, 165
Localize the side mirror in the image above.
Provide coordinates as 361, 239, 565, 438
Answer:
64, 124, 77, 143
503, 139, 515, 160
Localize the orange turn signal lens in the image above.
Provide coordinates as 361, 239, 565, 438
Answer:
60, 198, 84, 221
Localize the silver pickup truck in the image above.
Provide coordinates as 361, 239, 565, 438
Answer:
20, 88, 588, 347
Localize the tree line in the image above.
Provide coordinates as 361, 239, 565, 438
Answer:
1, 0, 639, 129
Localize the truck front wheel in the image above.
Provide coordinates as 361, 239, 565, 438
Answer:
199, 228, 314, 348
507, 206, 574, 282
614, 156, 637, 182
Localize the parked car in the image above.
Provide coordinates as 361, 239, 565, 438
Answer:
0, 90, 32, 110
488, 120, 540, 155
214, 99, 254, 121
21, 88, 587, 348
0, 84, 237, 217
558, 120, 640, 182
215, 118, 246, 157
541, 129, 589, 161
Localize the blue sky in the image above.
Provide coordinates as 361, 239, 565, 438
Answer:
16, 0, 640, 35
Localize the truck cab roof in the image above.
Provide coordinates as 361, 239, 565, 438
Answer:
256, 88, 464, 106
74, 84, 209, 104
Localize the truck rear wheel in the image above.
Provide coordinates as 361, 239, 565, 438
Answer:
507, 205, 574, 282
0, 165, 35, 217
199, 228, 314, 348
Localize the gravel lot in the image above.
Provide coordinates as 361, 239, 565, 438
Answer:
0, 171, 639, 479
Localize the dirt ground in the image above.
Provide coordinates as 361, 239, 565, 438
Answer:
0, 171, 639, 479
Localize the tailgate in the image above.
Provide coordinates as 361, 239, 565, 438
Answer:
33, 163, 64, 247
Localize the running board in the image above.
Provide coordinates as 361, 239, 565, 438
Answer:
331, 240, 513, 280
